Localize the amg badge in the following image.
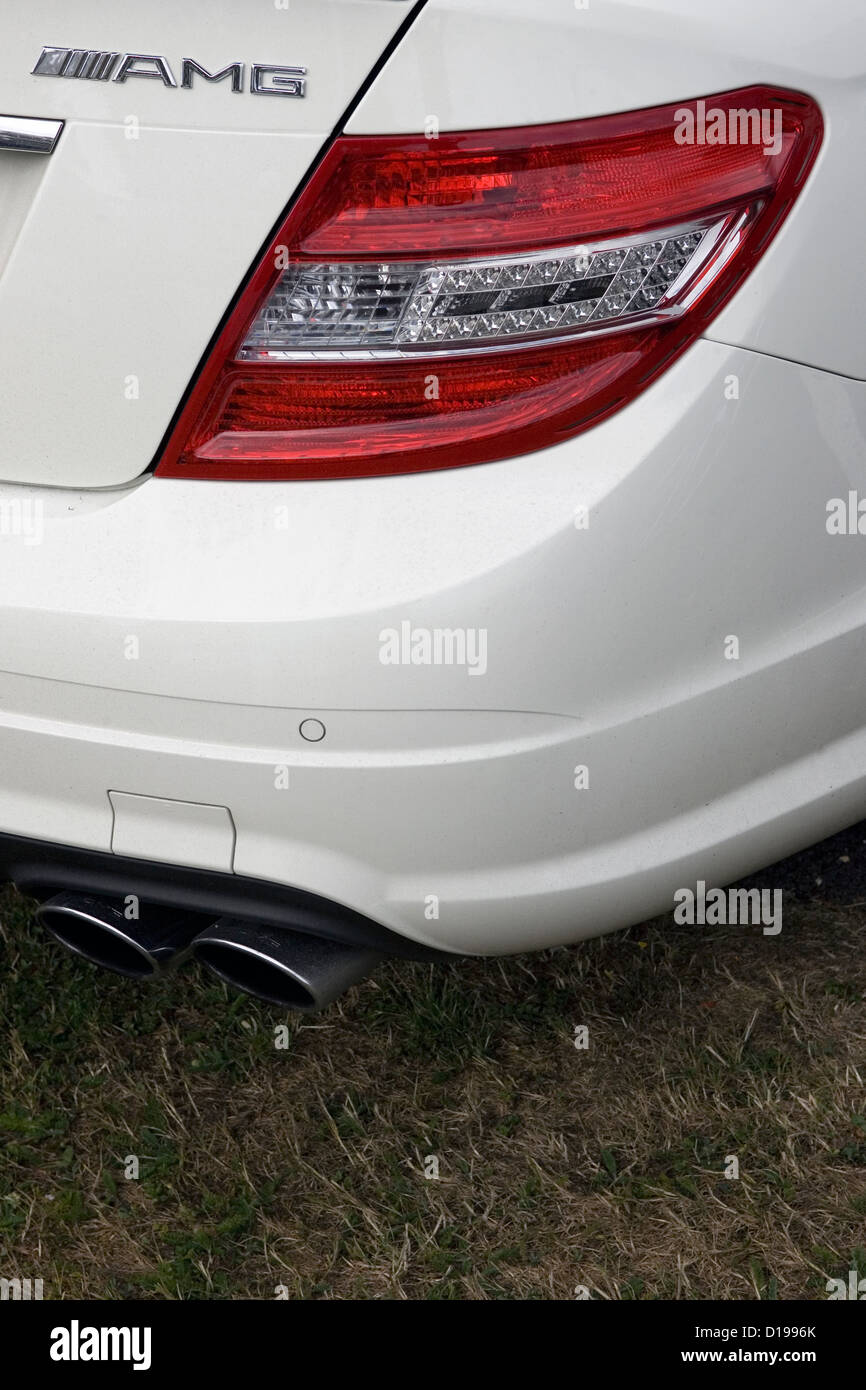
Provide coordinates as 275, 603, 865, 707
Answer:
31, 48, 306, 97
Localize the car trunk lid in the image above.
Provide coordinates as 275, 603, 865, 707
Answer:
0, 0, 421, 487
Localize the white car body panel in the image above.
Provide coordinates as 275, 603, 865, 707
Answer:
1, 0, 865, 959
2, 343, 866, 954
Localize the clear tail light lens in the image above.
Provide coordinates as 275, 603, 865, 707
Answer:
156, 87, 822, 481
239, 221, 730, 355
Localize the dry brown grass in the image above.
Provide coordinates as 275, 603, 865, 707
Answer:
1, 883, 864, 1299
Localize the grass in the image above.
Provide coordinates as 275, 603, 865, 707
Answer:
0, 878, 864, 1300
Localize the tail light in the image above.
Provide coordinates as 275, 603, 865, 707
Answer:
156, 86, 822, 481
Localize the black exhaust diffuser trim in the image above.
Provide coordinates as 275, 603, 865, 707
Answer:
0, 830, 451, 962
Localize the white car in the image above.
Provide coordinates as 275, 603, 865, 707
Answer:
0, 0, 862, 1010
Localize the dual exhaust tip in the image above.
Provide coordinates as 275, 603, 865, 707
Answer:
35, 892, 379, 1012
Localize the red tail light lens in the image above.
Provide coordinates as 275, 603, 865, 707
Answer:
156, 87, 822, 481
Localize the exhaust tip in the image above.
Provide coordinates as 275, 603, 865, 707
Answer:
195, 938, 317, 1010
37, 898, 160, 979
36, 892, 206, 980
193, 918, 380, 1011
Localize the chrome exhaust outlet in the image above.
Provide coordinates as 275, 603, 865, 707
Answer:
192, 918, 380, 1011
37, 892, 206, 979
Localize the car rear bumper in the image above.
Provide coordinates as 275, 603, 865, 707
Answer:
2, 339, 866, 955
